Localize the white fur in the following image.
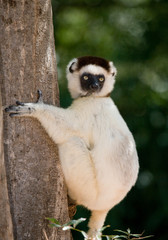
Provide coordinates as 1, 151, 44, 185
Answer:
7, 59, 139, 239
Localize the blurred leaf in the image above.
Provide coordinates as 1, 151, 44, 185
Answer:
81, 231, 88, 238
49, 223, 62, 228
46, 217, 60, 225
62, 225, 73, 231
105, 236, 110, 240
114, 230, 128, 235
101, 225, 111, 232
63, 218, 86, 228
131, 235, 154, 240
46, 218, 62, 227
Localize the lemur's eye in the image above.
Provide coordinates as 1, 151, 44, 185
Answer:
83, 75, 88, 80
99, 77, 104, 82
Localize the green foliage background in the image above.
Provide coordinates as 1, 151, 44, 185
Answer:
51, 0, 168, 239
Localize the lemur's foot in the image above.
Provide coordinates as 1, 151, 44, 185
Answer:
5, 90, 43, 117
87, 229, 101, 240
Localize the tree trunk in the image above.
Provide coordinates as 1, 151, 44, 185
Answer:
0, 90, 14, 240
0, 0, 71, 239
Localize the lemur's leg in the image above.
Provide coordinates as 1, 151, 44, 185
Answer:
59, 137, 107, 239
87, 210, 108, 239
5, 90, 76, 144
58, 136, 98, 206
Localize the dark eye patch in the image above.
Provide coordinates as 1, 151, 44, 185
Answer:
81, 73, 92, 79
80, 72, 105, 93
80, 73, 92, 91
97, 74, 105, 82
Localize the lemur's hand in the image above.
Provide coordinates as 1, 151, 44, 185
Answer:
5, 90, 43, 117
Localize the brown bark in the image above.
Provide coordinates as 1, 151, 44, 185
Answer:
0, 0, 71, 239
0, 90, 14, 240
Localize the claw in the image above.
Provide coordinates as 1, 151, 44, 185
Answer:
5, 105, 13, 112
37, 90, 43, 103
16, 101, 24, 106
9, 113, 20, 117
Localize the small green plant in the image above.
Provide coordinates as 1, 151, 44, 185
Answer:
46, 217, 153, 240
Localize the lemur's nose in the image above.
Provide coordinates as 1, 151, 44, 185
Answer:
90, 82, 99, 90
90, 75, 100, 91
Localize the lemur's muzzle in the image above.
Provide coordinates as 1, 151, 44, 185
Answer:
89, 76, 100, 92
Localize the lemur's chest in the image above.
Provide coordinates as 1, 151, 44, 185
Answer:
71, 100, 131, 156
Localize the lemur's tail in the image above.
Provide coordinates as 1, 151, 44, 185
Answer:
87, 209, 108, 239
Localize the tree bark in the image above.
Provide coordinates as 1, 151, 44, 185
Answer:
0, 0, 71, 239
0, 90, 14, 240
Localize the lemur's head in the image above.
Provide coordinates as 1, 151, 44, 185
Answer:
66, 56, 117, 99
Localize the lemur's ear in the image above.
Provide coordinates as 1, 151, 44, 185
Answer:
109, 61, 117, 77
67, 58, 78, 73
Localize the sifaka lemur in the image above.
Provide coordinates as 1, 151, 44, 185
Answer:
5, 56, 139, 239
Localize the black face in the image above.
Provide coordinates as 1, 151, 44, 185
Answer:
80, 72, 105, 94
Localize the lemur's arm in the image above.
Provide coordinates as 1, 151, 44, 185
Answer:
5, 90, 77, 144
